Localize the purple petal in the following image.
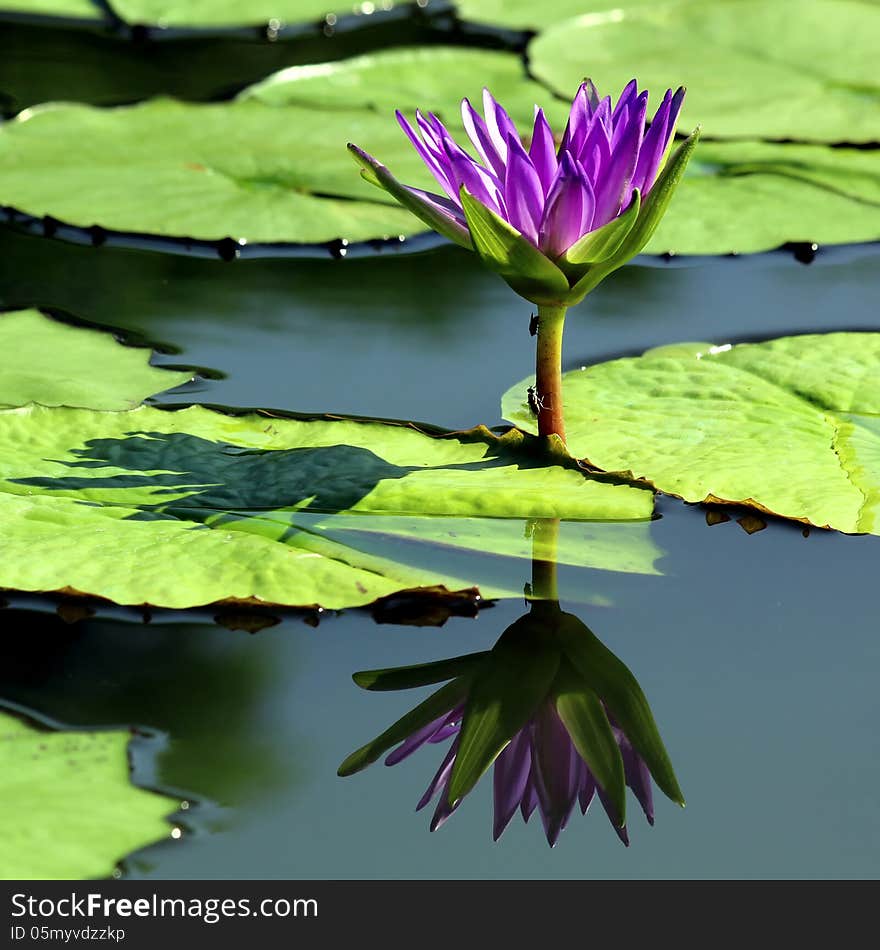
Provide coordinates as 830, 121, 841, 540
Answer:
579, 768, 596, 815
611, 79, 639, 129
593, 91, 647, 227
492, 729, 532, 841
530, 706, 579, 847
396, 110, 458, 202
562, 80, 601, 154
538, 150, 595, 257
520, 773, 538, 823
619, 732, 655, 825
632, 86, 686, 195
503, 132, 545, 242
385, 712, 451, 766
577, 103, 613, 188
529, 107, 558, 197
461, 97, 507, 178
482, 88, 519, 163
444, 141, 506, 216
597, 784, 629, 846
403, 186, 468, 228
416, 737, 460, 811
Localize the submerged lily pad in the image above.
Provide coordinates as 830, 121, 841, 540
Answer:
0, 709, 177, 879
530, 0, 880, 142
0, 309, 192, 410
0, 311, 657, 609
503, 333, 880, 535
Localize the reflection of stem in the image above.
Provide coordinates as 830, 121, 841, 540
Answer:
529, 517, 560, 604
535, 304, 567, 443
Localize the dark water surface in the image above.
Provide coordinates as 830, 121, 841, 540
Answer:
1, 227, 878, 878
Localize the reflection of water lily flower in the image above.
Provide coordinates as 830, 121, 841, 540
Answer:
339, 605, 683, 847
348, 81, 698, 307
388, 697, 656, 846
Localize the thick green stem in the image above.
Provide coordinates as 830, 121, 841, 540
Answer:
534, 303, 567, 443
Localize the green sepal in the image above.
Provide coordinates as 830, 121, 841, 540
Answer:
557, 190, 641, 281
337, 677, 470, 777
554, 661, 627, 827
556, 613, 685, 806
446, 614, 560, 804
459, 186, 571, 305
567, 128, 702, 303
347, 143, 473, 249
352, 652, 489, 691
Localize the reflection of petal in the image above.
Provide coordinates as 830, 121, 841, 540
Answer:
520, 772, 539, 823
385, 712, 450, 766
620, 732, 655, 825
493, 730, 532, 841
531, 706, 579, 847
416, 737, 459, 812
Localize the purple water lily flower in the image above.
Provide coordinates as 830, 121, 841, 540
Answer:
395, 80, 683, 259
349, 80, 698, 442
386, 698, 656, 847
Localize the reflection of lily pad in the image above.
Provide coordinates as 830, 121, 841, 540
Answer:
529, 0, 880, 142
503, 333, 880, 535
0, 311, 656, 609
0, 709, 176, 879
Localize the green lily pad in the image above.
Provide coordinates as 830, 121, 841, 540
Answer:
529, 0, 880, 142
240, 46, 570, 129
0, 311, 657, 609
0, 709, 177, 879
0, 98, 426, 245
503, 333, 880, 535
108, 0, 395, 29
456, 0, 656, 31
1, 0, 99, 20
0, 309, 192, 410
647, 141, 880, 255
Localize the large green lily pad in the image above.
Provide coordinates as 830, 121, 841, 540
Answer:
456, 0, 657, 31
0, 311, 657, 609
0, 709, 177, 879
240, 46, 570, 129
503, 333, 880, 535
108, 0, 400, 28
645, 141, 880, 255
0, 99, 427, 245
529, 0, 880, 142
1, 0, 99, 19
0, 309, 192, 410
3, 83, 876, 253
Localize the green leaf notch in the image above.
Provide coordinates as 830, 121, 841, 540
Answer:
503, 332, 880, 535
0, 708, 178, 879
0, 310, 659, 610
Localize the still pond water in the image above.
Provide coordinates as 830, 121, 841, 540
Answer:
1, 227, 878, 878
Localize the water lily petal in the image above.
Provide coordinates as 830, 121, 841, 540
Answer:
395, 110, 458, 201
482, 87, 519, 163
416, 738, 460, 811
594, 91, 647, 227
503, 132, 545, 243
538, 151, 595, 257
633, 86, 686, 194
529, 107, 558, 197
461, 97, 507, 178
492, 729, 532, 841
